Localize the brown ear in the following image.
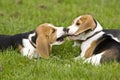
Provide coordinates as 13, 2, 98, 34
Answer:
36, 34, 50, 59
74, 15, 96, 35
35, 23, 51, 59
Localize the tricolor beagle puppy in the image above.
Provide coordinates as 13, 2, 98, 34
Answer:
0, 23, 68, 59
67, 14, 120, 65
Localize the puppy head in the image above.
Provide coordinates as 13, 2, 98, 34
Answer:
67, 14, 99, 40
36, 23, 67, 59
68, 15, 96, 35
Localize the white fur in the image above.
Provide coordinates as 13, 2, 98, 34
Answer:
28, 32, 36, 41
48, 24, 65, 39
68, 16, 81, 35
107, 34, 120, 42
84, 52, 104, 65
51, 27, 65, 45
80, 31, 104, 58
48, 24, 65, 45
21, 39, 38, 59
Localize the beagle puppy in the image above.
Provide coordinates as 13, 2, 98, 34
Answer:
0, 23, 68, 59
67, 14, 120, 65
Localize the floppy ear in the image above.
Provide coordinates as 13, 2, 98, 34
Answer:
36, 34, 50, 59
74, 15, 96, 35
36, 26, 50, 59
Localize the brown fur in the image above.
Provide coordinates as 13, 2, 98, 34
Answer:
75, 15, 96, 35
84, 36, 107, 58
101, 49, 119, 63
84, 40, 97, 58
35, 23, 57, 59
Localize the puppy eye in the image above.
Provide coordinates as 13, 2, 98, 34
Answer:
52, 29, 56, 33
76, 22, 80, 25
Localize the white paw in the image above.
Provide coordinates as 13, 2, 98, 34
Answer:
84, 57, 101, 66
21, 48, 35, 59
74, 56, 83, 61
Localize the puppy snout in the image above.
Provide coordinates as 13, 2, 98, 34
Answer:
63, 28, 69, 33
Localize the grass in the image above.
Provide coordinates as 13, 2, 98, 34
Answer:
0, 0, 120, 80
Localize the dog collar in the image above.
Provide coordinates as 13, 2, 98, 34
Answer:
82, 30, 102, 42
29, 40, 36, 48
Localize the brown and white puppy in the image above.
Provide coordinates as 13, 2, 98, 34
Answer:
67, 14, 120, 65
0, 23, 68, 59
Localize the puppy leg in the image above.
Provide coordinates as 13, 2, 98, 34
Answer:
22, 39, 36, 59
74, 55, 85, 61
21, 48, 33, 59
84, 52, 104, 65
72, 40, 81, 47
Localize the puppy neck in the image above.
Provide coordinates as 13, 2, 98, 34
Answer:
81, 21, 103, 42
80, 31, 105, 58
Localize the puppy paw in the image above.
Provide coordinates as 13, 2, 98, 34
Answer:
74, 56, 81, 61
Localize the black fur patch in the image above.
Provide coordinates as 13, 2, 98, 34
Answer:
93, 18, 97, 27
31, 32, 37, 44
92, 34, 120, 63
0, 30, 35, 50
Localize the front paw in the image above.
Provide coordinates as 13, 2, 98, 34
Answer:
74, 56, 85, 61
72, 43, 80, 47
74, 56, 81, 61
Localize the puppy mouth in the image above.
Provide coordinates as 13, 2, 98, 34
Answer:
66, 34, 76, 37
56, 34, 69, 42
56, 34, 76, 42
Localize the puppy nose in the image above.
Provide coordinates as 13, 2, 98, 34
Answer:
63, 28, 69, 33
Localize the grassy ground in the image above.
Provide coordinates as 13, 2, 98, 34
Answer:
0, 0, 120, 80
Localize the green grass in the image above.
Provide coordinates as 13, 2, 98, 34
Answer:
0, 0, 120, 80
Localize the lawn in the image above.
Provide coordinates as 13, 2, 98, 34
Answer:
0, 0, 120, 80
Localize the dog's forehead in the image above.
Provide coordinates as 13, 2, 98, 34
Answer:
48, 24, 54, 27
47, 24, 57, 29
48, 24, 62, 30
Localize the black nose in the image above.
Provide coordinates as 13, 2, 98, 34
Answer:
63, 28, 69, 33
